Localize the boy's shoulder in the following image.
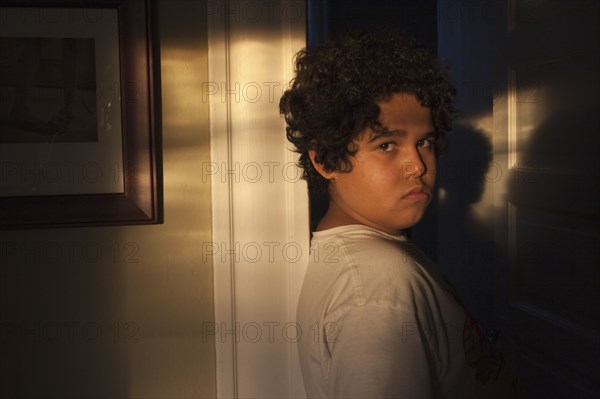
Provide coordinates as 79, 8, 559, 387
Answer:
312, 225, 423, 271
310, 225, 438, 307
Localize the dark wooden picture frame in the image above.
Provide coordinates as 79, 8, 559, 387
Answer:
0, 0, 162, 229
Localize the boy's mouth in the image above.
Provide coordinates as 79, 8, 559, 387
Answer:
402, 186, 430, 200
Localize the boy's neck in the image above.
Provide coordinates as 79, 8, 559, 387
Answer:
314, 200, 355, 232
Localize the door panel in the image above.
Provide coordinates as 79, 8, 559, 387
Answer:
494, 0, 600, 396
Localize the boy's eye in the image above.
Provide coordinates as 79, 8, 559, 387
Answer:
378, 142, 397, 152
417, 138, 434, 149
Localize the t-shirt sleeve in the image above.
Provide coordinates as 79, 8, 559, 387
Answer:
326, 304, 436, 399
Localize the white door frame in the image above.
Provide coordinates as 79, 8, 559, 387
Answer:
207, 1, 308, 397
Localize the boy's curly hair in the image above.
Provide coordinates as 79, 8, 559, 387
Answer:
279, 31, 456, 192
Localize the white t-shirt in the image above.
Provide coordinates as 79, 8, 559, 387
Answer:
296, 225, 522, 398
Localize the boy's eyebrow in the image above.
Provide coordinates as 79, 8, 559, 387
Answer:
368, 129, 406, 143
368, 129, 437, 142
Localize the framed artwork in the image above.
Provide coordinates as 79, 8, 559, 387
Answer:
0, 0, 161, 228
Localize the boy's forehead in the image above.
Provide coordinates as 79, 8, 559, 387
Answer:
351, 93, 435, 143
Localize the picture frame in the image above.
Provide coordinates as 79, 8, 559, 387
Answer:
0, 0, 162, 229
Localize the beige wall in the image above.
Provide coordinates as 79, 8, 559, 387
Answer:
0, 1, 216, 397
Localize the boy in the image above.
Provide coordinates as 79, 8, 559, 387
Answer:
280, 32, 523, 398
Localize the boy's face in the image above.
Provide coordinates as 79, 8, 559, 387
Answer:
324, 93, 436, 235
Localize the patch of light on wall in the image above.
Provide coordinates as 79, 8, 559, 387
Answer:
161, 49, 207, 129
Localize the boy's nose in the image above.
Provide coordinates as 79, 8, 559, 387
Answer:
403, 151, 426, 179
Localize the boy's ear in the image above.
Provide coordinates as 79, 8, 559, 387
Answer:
308, 150, 337, 180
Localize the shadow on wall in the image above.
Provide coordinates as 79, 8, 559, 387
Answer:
437, 123, 502, 328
